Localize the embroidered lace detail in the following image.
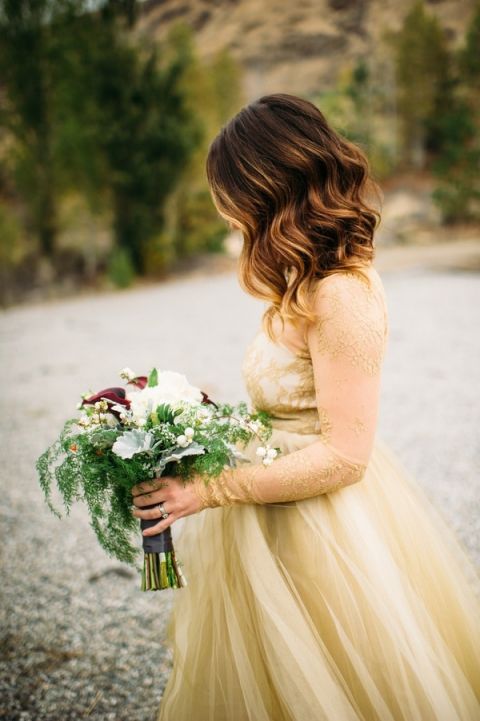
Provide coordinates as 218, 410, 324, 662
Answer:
193, 441, 368, 508
193, 464, 265, 509
311, 270, 388, 377
197, 267, 389, 507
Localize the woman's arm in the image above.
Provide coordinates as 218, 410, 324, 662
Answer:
132, 270, 389, 533
193, 270, 388, 507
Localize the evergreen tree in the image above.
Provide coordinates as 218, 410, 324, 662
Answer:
0, 1, 203, 274
431, 2, 480, 222
393, 0, 451, 169
0, 0, 63, 255
459, 1, 480, 114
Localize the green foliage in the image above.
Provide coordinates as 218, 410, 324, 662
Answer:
106, 246, 135, 288
392, 0, 451, 169
140, 23, 244, 275
0, 202, 24, 268
431, 3, 480, 222
0, 0, 62, 255
148, 368, 159, 388
0, 2, 207, 286
459, 1, 480, 101
313, 60, 396, 181
36, 398, 273, 567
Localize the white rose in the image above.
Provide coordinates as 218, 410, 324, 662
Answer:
256, 446, 267, 458
127, 371, 203, 421
184, 427, 195, 438
266, 448, 278, 459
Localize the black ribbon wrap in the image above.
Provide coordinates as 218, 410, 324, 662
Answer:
137, 466, 187, 590
141, 511, 174, 554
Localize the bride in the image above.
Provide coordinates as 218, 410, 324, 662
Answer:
131, 93, 480, 720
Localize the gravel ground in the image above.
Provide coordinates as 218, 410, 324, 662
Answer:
0, 262, 479, 721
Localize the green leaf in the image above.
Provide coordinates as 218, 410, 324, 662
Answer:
156, 403, 175, 423
148, 368, 158, 387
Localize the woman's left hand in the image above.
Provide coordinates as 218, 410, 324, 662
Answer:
131, 475, 204, 536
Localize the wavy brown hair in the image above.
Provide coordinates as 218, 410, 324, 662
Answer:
205, 93, 382, 340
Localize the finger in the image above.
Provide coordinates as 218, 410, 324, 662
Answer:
132, 489, 165, 508
132, 501, 171, 520
142, 513, 176, 536
131, 477, 170, 497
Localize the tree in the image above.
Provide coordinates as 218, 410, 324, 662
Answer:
0, 0, 203, 275
393, 0, 451, 169
0, 0, 62, 255
431, 2, 480, 222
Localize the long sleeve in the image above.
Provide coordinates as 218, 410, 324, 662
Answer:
194, 269, 389, 508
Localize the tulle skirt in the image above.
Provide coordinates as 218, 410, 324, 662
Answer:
157, 430, 480, 721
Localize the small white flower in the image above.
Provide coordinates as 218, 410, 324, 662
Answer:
263, 457, 273, 466
249, 420, 261, 433
176, 434, 191, 448
77, 415, 90, 427
266, 448, 278, 459
256, 446, 267, 458
184, 427, 195, 438
120, 367, 137, 382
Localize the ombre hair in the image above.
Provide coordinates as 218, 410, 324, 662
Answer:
205, 93, 382, 340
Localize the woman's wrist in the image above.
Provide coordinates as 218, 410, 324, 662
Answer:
192, 463, 265, 509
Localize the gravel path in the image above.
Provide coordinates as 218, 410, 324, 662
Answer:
1, 263, 479, 721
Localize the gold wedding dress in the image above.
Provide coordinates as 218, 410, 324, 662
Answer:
158, 267, 480, 721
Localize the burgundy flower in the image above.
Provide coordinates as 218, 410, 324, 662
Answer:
127, 376, 148, 390
82, 387, 131, 419
201, 391, 218, 409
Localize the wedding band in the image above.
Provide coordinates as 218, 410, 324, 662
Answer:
158, 503, 169, 520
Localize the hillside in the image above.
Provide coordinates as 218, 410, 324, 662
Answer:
138, 0, 475, 100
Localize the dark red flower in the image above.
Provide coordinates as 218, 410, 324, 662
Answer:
127, 376, 148, 390
201, 391, 218, 409
82, 387, 131, 419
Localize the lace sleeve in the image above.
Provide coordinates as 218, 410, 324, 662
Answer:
193, 270, 389, 507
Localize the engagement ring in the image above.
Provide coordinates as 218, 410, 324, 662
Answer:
158, 503, 169, 520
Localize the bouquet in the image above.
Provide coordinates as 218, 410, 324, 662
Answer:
36, 367, 277, 591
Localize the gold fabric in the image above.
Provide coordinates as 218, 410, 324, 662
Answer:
193, 269, 387, 506
158, 267, 480, 721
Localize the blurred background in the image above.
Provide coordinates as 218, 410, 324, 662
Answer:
1, 0, 479, 305
1, 2, 479, 720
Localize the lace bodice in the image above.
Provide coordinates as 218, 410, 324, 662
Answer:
194, 266, 390, 508
241, 330, 322, 435
241, 267, 389, 437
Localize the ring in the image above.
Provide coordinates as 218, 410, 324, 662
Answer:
158, 503, 169, 520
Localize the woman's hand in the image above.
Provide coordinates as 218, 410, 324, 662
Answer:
131, 475, 204, 536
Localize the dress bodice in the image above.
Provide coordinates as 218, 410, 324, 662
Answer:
241, 267, 389, 438
241, 328, 322, 436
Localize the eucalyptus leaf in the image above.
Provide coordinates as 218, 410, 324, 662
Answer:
161, 442, 206, 464
112, 429, 154, 459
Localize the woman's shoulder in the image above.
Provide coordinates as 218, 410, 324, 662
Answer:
310, 263, 384, 299
308, 264, 388, 331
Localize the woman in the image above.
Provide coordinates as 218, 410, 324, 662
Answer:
132, 94, 480, 720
